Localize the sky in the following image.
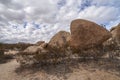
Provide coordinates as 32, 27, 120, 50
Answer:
0, 0, 120, 43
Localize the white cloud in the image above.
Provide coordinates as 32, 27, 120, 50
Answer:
0, 0, 120, 43
91, 0, 120, 7
78, 6, 119, 24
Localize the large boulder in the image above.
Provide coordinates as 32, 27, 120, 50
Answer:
48, 31, 70, 52
70, 19, 111, 50
110, 23, 120, 45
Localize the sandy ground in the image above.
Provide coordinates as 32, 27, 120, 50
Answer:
0, 59, 22, 80
0, 59, 120, 80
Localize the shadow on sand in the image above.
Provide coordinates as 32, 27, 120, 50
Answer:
0, 55, 14, 64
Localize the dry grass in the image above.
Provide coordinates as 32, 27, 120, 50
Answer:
15, 58, 120, 80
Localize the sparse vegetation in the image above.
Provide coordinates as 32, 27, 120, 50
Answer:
0, 42, 33, 51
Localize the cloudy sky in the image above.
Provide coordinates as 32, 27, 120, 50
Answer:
0, 0, 120, 43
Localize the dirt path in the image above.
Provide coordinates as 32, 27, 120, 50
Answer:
0, 59, 19, 80
0, 59, 120, 80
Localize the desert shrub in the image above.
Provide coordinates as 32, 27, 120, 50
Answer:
0, 50, 4, 57
0, 42, 33, 51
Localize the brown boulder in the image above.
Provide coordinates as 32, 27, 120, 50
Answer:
70, 19, 111, 50
110, 23, 120, 45
48, 31, 70, 52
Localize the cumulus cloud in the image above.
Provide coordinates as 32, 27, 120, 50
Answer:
78, 6, 119, 24
0, 0, 120, 43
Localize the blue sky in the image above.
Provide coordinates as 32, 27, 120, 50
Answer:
0, 0, 120, 43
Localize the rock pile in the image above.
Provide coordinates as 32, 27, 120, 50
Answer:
16, 19, 120, 66
110, 24, 120, 45
103, 24, 120, 59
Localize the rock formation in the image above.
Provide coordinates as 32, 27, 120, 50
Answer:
70, 19, 111, 50
103, 24, 120, 59
16, 19, 120, 66
110, 24, 120, 45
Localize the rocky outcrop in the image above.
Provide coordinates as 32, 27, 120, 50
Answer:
102, 24, 120, 59
16, 19, 120, 66
70, 19, 111, 50
110, 24, 120, 45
